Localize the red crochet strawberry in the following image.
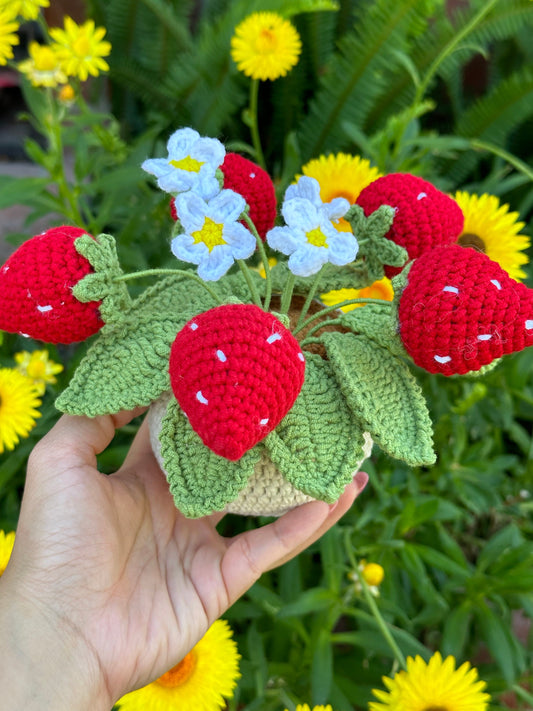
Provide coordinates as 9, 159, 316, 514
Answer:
170, 152, 277, 240
169, 303, 306, 460
0, 225, 104, 344
356, 173, 464, 277
398, 244, 533, 375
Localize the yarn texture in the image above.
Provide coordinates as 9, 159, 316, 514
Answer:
397, 244, 533, 375
169, 303, 306, 460
356, 173, 464, 277
0, 225, 103, 343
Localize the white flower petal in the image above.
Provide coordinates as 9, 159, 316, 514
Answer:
195, 173, 222, 200
174, 192, 207, 231
288, 245, 327, 277
192, 136, 226, 168
324, 197, 350, 221
291, 175, 322, 205
223, 223, 256, 259
167, 127, 200, 159
327, 231, 359, 266
197, 245, 235, 281
171, 234, 207, 265
141, 157, 170, 178
282, 198, 319, 232
267, 226, 306, 255
209, 189, 246, 223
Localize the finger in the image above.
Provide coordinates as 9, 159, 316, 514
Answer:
221, 471, 368, 602
28, 408, 146, 473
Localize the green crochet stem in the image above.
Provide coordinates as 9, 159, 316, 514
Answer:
236, 260, 262, 307
280, 272, 296, 315
300, 317, 344, 345
242, 212, 273, 311
295, 269, 326, 330
293, 298, 392, 336
344, 529, 407, 670
116, 268, 223, 304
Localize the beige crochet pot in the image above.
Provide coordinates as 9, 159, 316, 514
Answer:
148, 390, 373, 517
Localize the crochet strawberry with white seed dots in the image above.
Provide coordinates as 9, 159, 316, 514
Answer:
169, 303, 306, 460
398, 244, 533, 375
356, 173, 464, 277
0, 225, 103, 344
171, 152, 277, 240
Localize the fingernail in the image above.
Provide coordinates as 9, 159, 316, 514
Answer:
354, 470, 369, 491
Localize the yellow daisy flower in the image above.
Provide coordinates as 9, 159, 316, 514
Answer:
0, 368, 41, 454
287, 706, 334, 711
116, 620, 241, 711
321, 277, 394, 313
0, 0, 49, 21
0, 530, 15, 576
370, 652, 491, 711
231, 12, 301, 81
58, 83, 75, 103
14, 350, 63, 396
454, 191, 530, 281
49, 17, 111, 82
18, 41, 67, 88
0, 6, 19, 66
301, 153, 382, 232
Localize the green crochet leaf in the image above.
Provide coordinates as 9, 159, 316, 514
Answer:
264, 353, 369, 502
56, 273, 225, 416
73, 233, 132, 323
336, 302, 405, 357
322, 332, 435, 466
159, 398, 261, 518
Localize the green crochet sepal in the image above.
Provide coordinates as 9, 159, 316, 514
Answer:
263, 354, 369, 502
336, 302, 406, 357
346, 205, 408, 283
56, 273, 224, 416
322, 332, 436, 466
73, 233, 132, 324
159, 398, 261, 518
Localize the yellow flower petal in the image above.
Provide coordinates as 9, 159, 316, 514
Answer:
0, 530, 15, 575
49, 16, 111, 82
0, 368, 41, 454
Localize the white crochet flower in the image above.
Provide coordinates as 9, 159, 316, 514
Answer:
171, 189, 256, 281
142, 127, 225, 200
267, 176, 357, 276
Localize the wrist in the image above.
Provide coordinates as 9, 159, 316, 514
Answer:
0, 573, 112, 711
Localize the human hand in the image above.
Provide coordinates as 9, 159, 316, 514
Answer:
0, 410, 368, 711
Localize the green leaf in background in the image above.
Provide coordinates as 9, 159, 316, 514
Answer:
265, 354, 370, 502
322, 332, 435, 466
159, 398, 262, 517
56, 274, 221, 415
474, 602, 526, 683
311, 627, 334, 705
441, 601, 472, 659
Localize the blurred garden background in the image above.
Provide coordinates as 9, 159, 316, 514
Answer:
0, 0, 532, 709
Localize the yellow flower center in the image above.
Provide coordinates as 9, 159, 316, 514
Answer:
192, 216, 227, 252
35, 47, 58, 71
458, 232, 486, 253
169, 156, 204, 173
255, 27, 277, 53
73, 35, 91, 56
157, 651, 197, 688
306, 227, 328, 248
27, 361, 46, 379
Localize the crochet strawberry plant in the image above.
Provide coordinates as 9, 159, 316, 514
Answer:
5, 127, 531, 519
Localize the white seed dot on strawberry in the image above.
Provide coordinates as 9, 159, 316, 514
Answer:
189, 322, 198, 330
249, 172, 256, 178
526, 320, 533, 330
37, 304, 53, 313
298, 352, 305, 361
434, 355, 452, 364
216, 349, 227, 362
266, 333, 282, 344
260, 418, 269, 425
477, 334, 492, 341
491, 279, 502, 290
443, 286, 459, 294
196, 390, 208, 405
417, 192, 427, 200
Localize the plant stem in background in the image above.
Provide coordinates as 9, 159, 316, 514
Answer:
237, 259, 262, 307
248, 78, 267, 170
279, 272, 296, 315
344, 529, 407, 671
